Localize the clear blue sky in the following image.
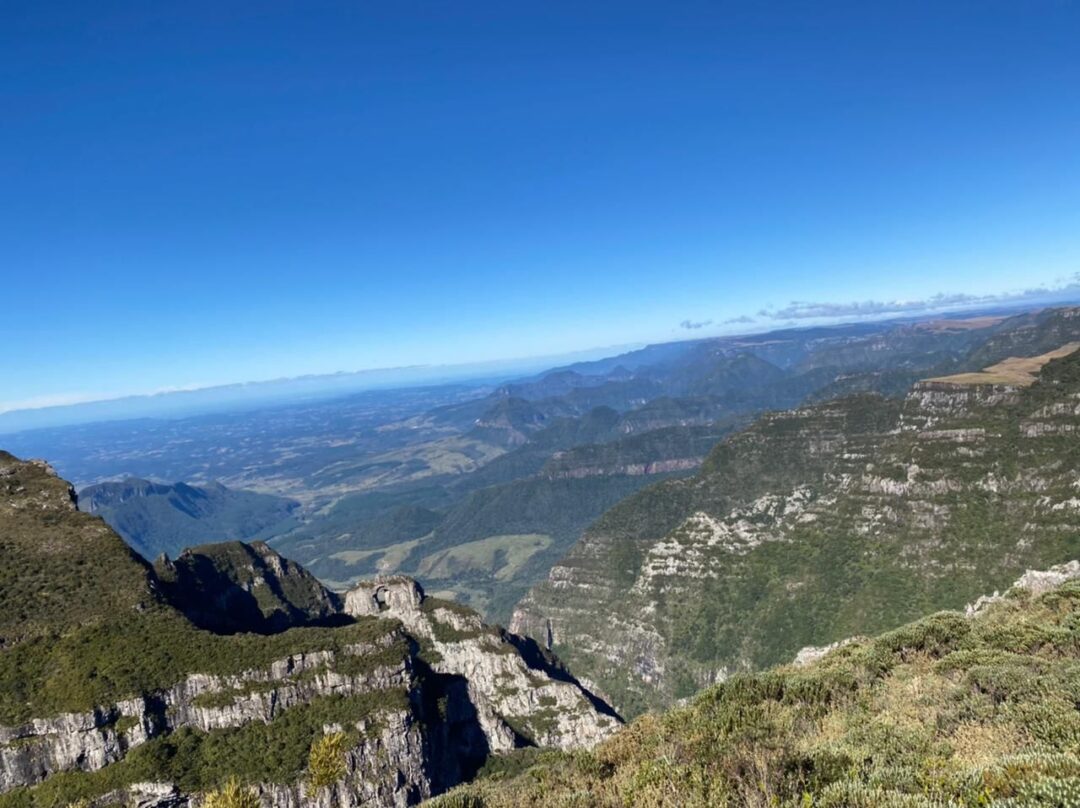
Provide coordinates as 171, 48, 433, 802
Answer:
3, 1, 1079, 412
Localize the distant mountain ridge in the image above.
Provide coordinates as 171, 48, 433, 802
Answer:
0, 345, 636, 434
79, 478, 299, 560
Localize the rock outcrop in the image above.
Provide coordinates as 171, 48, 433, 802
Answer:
345, 577, 620, 752
153, 540, 344, 634
0, 631, 417, 798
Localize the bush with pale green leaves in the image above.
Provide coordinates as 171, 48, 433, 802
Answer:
203, 778, 260, 808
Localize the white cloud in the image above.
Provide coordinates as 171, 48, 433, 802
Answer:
756, 275, 1080, 322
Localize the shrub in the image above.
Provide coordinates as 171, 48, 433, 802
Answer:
202, 778, 260, 808
995, 776, 1080, 807
874, 613, 972, 661
306, 732, 349, 789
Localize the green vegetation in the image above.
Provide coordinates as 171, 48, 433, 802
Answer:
430, 581, 1080, 807
272, 487, 449, 561
0, 453, 157, 651
0, 457, 405, 725
416, 534, 553, 584
19, 612, 389, 722
0, 602, 403, 724
0, 452, 593, 805
418, 474, 683, 621
539, 424, 729, 477
518, 344, 1080, 716
1, 463, 400, 724
281, 468, 683, 622
154, 540, 342, 634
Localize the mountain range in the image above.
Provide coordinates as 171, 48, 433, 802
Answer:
4, 452, 1080, 806
7, 302, 1080, 804
78, 479, 299, 561
14, 307, 1080, 630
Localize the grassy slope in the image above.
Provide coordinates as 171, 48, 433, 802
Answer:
0, 461, 155, 650
432, 578, 1080, 807
926, 342, 1080, 386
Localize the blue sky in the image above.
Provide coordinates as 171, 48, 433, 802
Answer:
3, 1, 1079, 413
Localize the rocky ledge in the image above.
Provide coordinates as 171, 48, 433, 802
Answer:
345, 577, 621, 752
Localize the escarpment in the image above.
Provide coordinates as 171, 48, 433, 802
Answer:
513, 345, 1080, 716
0, 453, 617, 807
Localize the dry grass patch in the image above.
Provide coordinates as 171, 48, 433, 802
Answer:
926, 342, 1080, 386
948, 721, 1029, 768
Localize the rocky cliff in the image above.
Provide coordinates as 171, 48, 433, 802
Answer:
345, 578, 618, 752
153, 541, 344, 634
0, 453, 617, 807
512, 343, 1080, 716
540, 425, 724, 480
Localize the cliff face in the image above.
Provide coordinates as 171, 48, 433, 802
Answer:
512, 347, 1080, 717
153, 541, 344, 634
0, 629, 425, 805
540, 425, 727, 481
0, 454, 618, 808
345, 578, 619, 752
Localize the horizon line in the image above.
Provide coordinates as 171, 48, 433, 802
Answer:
5, 279, 1080, 422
